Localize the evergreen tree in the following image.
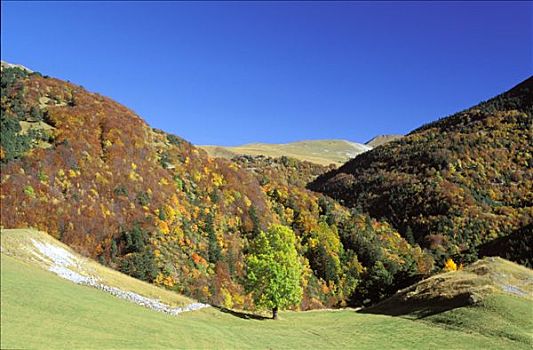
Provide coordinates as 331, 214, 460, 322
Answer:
206, 213, 220, 263
405, 226, 415, 245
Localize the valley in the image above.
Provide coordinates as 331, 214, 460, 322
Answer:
2, 229, 531, 350
2, 2, 531, 348
1, 63, 532, 349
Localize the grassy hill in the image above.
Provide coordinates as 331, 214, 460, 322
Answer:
199, 139, 372, 166
309, 76, 533, 263
2, 228, 531, 349
363, 257, 533, 317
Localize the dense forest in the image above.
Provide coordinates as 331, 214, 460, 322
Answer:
0, 66, 433, 309
310, 77, 533, 267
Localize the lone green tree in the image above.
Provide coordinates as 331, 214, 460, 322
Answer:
246, 224, 303, 320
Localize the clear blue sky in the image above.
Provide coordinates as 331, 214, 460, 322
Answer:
1, 1, 532, 145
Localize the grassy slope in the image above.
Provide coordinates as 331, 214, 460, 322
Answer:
200, 139, 371, 166
363, 257, 533, 317
2, 254, 528, 350
424, 294, 533, 345
1, 228, 193, 307
2, 229, 531, 349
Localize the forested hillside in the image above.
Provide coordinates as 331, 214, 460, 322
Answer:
310, 77, 533, 266
0, 65, 433, 309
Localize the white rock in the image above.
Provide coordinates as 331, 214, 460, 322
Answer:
31, 239, 210, 316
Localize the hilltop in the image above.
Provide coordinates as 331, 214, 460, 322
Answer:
2, 228, 531, 349
310, 76, 533, 264
363, 257, 533, 317
199, 139, 372, 166
365, 134, 403, 148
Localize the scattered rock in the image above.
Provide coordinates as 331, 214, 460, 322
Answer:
31, 239, 210, 316
501, 284, 527, 297
467, 293, 480, 305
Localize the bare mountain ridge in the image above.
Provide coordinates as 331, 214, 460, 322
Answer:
199, 139, 374, 166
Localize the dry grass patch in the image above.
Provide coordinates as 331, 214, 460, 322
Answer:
362, 257, 533, 317
0, 228, 193, 307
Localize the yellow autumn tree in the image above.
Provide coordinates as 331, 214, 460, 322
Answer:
443, 258, 457, 272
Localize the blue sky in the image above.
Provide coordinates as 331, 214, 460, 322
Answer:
1, 1, 532, 146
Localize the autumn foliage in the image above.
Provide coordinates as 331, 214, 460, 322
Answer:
1, 66, 434, 309
310, 77, 533, 267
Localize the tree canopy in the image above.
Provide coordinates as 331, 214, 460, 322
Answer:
246, 225, 303, 319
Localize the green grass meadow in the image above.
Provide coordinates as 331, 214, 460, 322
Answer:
2, 252, 531, 349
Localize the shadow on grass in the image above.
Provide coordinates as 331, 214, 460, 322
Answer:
213, 306, 271, 320
358, 293, 475, 319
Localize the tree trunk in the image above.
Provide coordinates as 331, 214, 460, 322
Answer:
272, 306, 278, 320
